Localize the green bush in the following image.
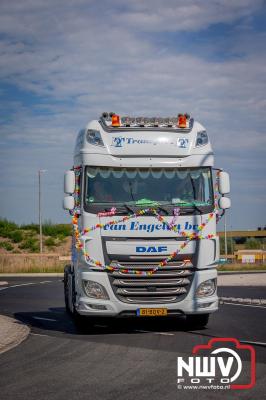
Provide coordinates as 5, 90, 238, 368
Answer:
0, 218, 18, 239
42, 223, 72, 238
19, 238, 39, 253
55, 233, 67, 242
20, 224, 39, 234
9, 230, 23, 243
0, 241, 14, 251
0, 219, 71, 252
45, 237, 56, 247
245, 238, 261, 250
219, 237, 235, 254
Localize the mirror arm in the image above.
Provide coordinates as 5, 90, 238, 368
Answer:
220, 209, 225, 218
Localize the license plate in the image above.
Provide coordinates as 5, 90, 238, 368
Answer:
137, 308, 168, 316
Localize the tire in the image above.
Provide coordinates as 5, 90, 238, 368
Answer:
72, 308, 91, 329
64, 265, 72, 315
64, 265, 94, 329
186, 313, 210, 329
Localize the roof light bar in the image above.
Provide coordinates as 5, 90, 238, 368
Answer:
101, 112, 191, 128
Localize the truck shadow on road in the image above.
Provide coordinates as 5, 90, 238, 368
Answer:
14, 308, 208, 338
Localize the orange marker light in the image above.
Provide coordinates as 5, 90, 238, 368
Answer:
112, 114, 120, 127
178, 114, 187, 128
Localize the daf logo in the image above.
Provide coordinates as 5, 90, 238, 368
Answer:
136, 246, 167, 253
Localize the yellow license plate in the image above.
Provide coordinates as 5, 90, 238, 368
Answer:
137, 308, 168, 316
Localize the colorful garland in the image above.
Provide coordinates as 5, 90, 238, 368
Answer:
71, 167, 220, 276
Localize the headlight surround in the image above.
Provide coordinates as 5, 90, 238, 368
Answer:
82, 280, 109, 299
86, 129, 104, 146
195, 130, 208, 147
196, 279, 216, 298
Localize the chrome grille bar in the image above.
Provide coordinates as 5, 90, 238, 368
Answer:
108, 260, 194, 304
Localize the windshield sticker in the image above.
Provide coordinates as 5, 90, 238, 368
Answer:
111, 136, 182, 148
103, 221, 199, 233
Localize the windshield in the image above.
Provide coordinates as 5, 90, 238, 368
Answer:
84, 167, 213, 210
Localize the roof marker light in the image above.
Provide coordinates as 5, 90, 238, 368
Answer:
136, 117, 145, 126
112, 114, 120, 127
169, 117, 177, 126
178, 114, 187, 128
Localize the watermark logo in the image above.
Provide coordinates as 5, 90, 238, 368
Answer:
177, 338, 256, 390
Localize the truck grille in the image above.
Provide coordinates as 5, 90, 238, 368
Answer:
108, 261, 194, 304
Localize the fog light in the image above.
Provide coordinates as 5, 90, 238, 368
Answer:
88, 304, 107, 310
82, 280, 109, 299
198, 302, 214, 308
196, 279, 216, 298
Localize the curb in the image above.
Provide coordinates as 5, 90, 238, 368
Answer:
0, 315, 30, 355
218, 271, 266, 275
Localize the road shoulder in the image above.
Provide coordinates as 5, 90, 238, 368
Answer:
0, 315, 30, 355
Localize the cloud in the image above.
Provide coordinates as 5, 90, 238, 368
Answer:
113, 0, 264, 32
0, 0, 265, 228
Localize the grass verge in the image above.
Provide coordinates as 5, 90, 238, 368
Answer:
0, 264, 65, 274
218, 263, 266, 272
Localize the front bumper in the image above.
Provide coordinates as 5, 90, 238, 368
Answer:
75, 268, 218, 316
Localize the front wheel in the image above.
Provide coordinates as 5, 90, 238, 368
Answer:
186, 314, 210, 329
64, 265, 72, 314
64, 266, 95, 329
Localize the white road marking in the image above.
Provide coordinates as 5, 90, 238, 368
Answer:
134, 329, 174, 336
0, 282, 35, 291
30, 332, 49, 337
222, 302, 266, 309
0, 281, 53, 291
153, 332, 174, 336
0, 281, 8, 286
33, 316, 57, 322
220, 296, 266, 305
240, 340, 266, 347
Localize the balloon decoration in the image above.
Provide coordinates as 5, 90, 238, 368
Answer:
71, 166, 222, 276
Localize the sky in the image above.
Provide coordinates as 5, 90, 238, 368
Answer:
0, 0, 265, 230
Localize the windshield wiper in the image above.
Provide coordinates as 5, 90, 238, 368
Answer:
122, 203, 135, 214
192, 203, 203, 213
157, 206, 169, 215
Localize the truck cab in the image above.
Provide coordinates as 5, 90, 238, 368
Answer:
63, 113, 230, 328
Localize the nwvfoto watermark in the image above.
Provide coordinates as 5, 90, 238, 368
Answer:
177, 338, 256, 390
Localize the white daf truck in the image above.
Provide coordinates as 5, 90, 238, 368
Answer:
63, 112, 231, 328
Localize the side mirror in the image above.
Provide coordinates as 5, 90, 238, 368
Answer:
63, 196, 75, 210
64, 170, 75, 194
219, 197, 231, 210
218, 171, 230, 194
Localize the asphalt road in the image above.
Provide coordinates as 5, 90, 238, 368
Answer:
0, 276, 265, 400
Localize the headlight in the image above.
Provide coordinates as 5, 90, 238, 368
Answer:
195, 130, 208, 147
86, 129, 104, 146
196, 279, 216, 298
82, 280, 109, 299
